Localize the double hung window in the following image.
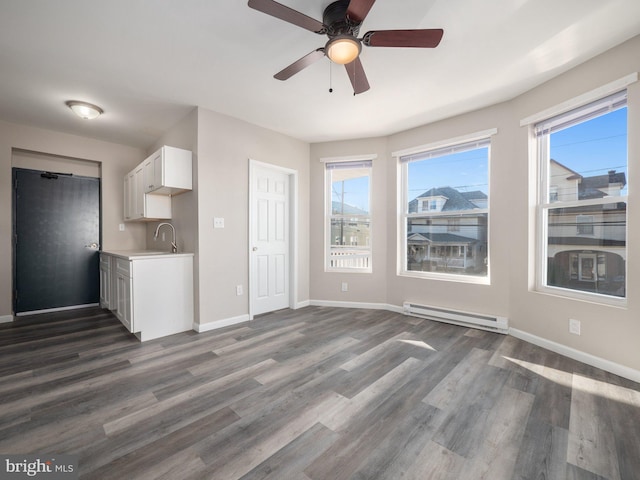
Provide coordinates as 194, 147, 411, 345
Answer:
398, 131, 493, 280
325, 159, 372, 272
535, 90, 628, 300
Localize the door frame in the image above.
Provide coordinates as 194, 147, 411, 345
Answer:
12, 161, 102, 316
248, 159, 298, 320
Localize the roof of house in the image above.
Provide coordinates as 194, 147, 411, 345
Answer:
409, 187, 481, 213
331, 201, 369, 216
407, 232, 478, 244
581, 171, 627, 189
551, 159, 583, 180
461, 191, 488, 201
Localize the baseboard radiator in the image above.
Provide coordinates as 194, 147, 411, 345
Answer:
402, 302, 509, 334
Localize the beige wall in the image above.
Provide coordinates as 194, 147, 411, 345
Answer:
144, 108, 200, 322
310, 34, 640, 373
509, 36, 640, 371
0, 119, 145, 318
196, 108, 310, 327
310, 137, 389, 304
386, 102, 514, 319
13, 149, 101, 178
144, 109, 199, 255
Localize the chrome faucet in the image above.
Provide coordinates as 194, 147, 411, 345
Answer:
154, 222, 177, 253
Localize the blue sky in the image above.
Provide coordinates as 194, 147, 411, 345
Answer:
406, 106, 628, 202
407, 148, 489, 201
550, 107, 627, 194
332, 176, 370, 213
334, 106, 628, 210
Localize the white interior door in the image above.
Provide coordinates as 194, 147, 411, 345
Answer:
250, 163, 290, 316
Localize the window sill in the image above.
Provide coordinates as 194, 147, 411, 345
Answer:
325, 268, 372, 274
534, 285, 627, 309
399, 270, 490, 285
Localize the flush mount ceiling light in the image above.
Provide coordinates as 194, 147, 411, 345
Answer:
66, 100, 103, 120
326, 35, 362, 65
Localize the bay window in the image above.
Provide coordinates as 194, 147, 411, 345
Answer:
325, 158, 372, 272
397, 130, 494, 281
534, 89, 628, 300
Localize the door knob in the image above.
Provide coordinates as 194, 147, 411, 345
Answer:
86, 243, 99, 250
252, 247, 258, 251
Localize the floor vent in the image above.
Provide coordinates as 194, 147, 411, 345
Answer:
402, 302, 508, 334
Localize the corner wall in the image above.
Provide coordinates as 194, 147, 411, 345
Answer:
196, 108, 310, 328
310, 34, 640, 374
310, 137, 389, 305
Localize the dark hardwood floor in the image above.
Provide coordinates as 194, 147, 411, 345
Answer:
1, 306, 639, 479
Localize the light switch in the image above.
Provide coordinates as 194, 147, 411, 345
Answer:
213, 217, 225, 228
119, 223, 125, 231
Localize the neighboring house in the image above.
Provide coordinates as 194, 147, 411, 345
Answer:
547, 160, 626, 296
330, 200, 370, 248
407, 186, 488, 274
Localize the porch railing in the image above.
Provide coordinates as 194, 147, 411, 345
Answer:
329, 249, 371, 269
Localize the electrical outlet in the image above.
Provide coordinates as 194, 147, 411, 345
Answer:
236, 285, 243, 296
118, 223, 125, 231
569, 318, 581, 335
214, 217, 225, 229
341, 282, 348, 292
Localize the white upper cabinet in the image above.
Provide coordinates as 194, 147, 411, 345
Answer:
123, 145, 192, 221
143, 146, 192, 195
124, 166, 171, 221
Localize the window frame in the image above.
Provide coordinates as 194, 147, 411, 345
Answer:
532, 87, 630, 306
395, 129, 496, 284
323, 155, 374, 273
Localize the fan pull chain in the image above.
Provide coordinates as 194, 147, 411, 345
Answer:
353, 62, 356, 96
329, 61, 333, 93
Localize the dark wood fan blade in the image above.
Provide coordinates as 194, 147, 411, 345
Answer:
274, 49, 325, 80
248, 0, 326, 33
344, 57, 370, 95
346, 0, 376, 24
362, 29, 444, 48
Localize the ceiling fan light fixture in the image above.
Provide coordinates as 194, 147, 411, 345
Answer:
326, 35, 361, 64
66, 100, 103, 120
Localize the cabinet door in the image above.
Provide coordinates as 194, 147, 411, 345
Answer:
152, 151, 163, 190
134, 166, 145, 219
115, 272, 133, 332
144, 150, 163, 193
99, 263, 110, 308
143, 157, 154, 194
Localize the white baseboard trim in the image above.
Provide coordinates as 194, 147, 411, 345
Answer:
310, 299, 403, 313
510, 328, 640, 384
295, 300, 311, 309
308, 301, 640, 383
194, 314, 251, 333
0, 314, 13, 324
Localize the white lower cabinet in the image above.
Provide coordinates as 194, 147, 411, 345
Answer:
99, 254, 112, 309
100, 251, 194, 341
115, 259, 133, 331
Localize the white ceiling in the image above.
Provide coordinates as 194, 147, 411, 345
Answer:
1, 0, 639, 150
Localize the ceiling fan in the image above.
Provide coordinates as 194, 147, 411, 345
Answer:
248, 0, 444, 94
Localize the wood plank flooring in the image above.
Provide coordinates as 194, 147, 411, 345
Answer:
1, 306, 639, 479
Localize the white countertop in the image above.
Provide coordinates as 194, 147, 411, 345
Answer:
101, 250, 194, 260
